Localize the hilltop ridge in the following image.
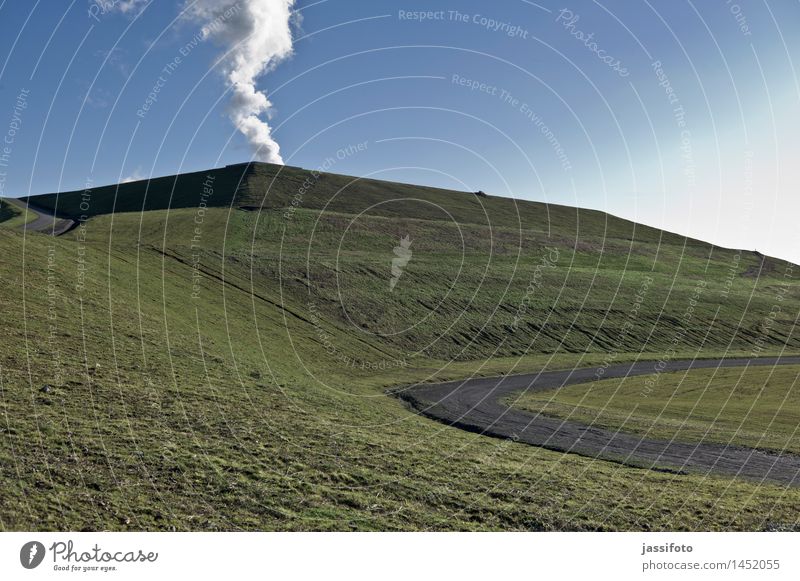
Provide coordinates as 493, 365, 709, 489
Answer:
19, 162, 786, 264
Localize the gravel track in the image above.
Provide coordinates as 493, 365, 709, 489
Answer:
3, 197, 75, 235
394, 357, 800, 486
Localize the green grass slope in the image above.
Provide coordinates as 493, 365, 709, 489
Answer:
0, 198, 20, 222
0, 163, 797, 531
0, 198, 36, 228
26, 162, 799, 360
23, 165, 251, 219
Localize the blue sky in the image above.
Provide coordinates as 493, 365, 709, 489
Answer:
1, 1, 798, 262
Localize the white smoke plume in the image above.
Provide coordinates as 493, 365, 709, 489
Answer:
184, 0, 295, 164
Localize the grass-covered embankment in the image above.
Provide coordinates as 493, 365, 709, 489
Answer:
0, 163, 797, 531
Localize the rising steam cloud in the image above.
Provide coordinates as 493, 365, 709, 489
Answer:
185, 0, 295, 164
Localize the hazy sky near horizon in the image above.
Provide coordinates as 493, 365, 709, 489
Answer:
0, 1, 798, 263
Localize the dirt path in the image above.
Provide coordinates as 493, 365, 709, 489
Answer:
393, 357, 800, 486
2, 197, 75, 235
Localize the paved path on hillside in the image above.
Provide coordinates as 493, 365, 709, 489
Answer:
2, 197, 75, 235
393, 357, 800, 486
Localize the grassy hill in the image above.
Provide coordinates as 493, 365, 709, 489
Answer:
25, 162, 799, 360
0, 162, 798, 531
0, 198, 20, 222
0, 197, 36, 228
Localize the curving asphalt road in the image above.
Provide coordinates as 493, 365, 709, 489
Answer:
2, 197, 75, 235
394, 357, 800, 486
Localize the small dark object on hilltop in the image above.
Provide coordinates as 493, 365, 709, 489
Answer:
40, 385, 52, 394
474, 190, 487, 197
